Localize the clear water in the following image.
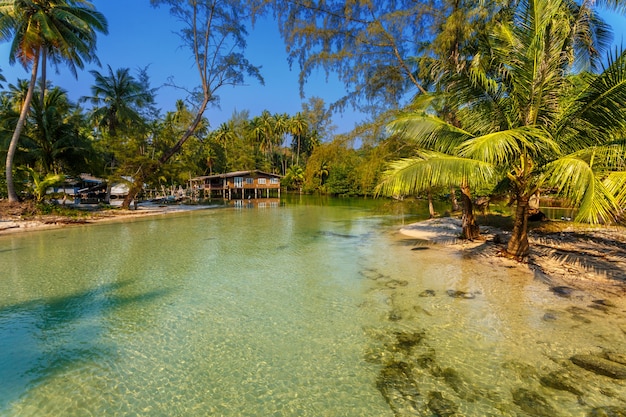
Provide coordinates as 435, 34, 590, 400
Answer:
0, 198, 625, 416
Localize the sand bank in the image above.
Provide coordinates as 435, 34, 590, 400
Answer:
399, 216, 626, 296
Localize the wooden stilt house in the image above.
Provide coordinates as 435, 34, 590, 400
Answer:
190, 170, 281, 200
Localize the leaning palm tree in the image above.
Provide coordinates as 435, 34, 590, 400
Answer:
379, 0, 626, 258
0, 0, 107, 202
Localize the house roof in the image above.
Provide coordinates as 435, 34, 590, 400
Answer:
191, 170, 282, 181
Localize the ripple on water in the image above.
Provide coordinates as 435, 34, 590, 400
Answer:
365, 240, 626, 416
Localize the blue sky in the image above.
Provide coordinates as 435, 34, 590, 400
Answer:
0, 1, 360, 134
1, 2, 625, 134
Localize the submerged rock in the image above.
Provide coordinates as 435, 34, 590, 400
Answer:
385, 279, 409, 289
415, 349, 437, 370
588, 406, 626, 417
419, 289, 436, 297
376, 361, 421, 414
571, 354, 626, 379
427, 391, 458, 417
502, 361, 538, 381
512, 388, 558, 417
441, 367, 476, 401
446, 290, 476, 299
388, 310, 403, 322
539, 371, 583, 396
542, 312, 558, 321
393, 330, 425, 352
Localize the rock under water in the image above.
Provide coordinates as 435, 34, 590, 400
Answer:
427, 391, 458, 417
571, 354, 626, 379
588, 406, 626, 417
512, 388, 558, 417
376, 361, 421, 415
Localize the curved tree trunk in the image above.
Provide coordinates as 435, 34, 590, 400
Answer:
506, 194, 531, 259
122, 176, 145, 209
6, 51, 40, 202
460, 183, 480, 240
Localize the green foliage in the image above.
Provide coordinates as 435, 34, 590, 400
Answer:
380, 0, 626, 256
282, 165, 304, 191
260, 0, 435, 113
22, 166, 64, 202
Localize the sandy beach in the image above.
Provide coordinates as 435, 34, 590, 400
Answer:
400, 216, 626, 296
0, 201, 219, 235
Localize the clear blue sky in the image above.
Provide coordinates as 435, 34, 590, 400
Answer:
0, 1, 360, 133
1, 2, 625, 134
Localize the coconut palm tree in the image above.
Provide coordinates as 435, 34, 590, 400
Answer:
81, 66, 154, 137
0, 0, 107, 202
26, 86, 75, 173
379, 0, 626, 258
289, 112, 309, 166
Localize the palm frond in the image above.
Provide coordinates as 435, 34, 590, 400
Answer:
376, 151, 496, 197
387, 113, 473, 154
557, 48, 626, 145
604, 171, 626, 207
542, 155, 619, 223
457, 126, 560, 164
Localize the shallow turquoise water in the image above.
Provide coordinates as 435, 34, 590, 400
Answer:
1, 199, 625, 416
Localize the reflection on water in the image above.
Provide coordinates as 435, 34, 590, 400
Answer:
0, 198, 624, 416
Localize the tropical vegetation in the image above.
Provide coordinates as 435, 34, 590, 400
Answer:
376, 0, 626, 258
0, 0, 624, 260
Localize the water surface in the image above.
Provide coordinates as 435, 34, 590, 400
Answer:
0, 199, 625, 416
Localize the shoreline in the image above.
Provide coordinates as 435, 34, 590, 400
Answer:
0, 202, 221, 236
3, 203, 626, 296
399, 216, 626, 297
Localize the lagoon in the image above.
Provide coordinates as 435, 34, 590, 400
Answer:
1, 197, 625, 416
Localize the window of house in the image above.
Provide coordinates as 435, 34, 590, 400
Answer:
258, 178, 267, 185
246, 178, 254, 185
270, 178, 279, 184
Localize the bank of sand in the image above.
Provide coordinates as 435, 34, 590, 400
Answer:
0, 202, 218, 235
400, 216, 626, 296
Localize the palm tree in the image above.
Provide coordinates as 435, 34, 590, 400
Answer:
213, 122, 237, 172
0, 0, 107, 202
289, 112, 309, 165
379, 0, 626, 258
251, 111, 274, 157
26, 86, 76, 173
81, 66, 153, 137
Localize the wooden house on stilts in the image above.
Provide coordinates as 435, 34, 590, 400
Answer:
190, 170, 281, 200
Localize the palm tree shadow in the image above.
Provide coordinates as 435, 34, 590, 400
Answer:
530, 232, 626, 283
460, 231, 626, 284
0, 280, 170, 409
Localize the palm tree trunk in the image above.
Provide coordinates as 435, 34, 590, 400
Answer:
450, 186, 460, 211
5, 51, 40, 202
506, 194, 530, 259
40, 49, 47, 105
460, 183, 480, 240
296, 134, 301, 166
428, 188, 436, 218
